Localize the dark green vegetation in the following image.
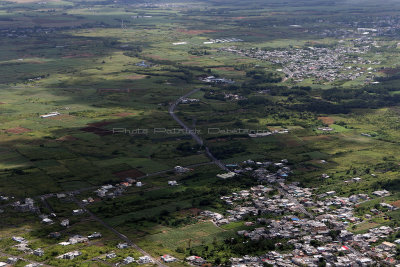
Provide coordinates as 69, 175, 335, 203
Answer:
4, 0, 400, 265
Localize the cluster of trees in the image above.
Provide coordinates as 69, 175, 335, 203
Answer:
188, 48, 210, 56
245, 69, 282, 84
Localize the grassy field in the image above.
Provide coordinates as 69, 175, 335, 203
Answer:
3, 0, 400, 265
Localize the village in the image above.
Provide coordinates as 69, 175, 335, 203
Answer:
219, 38, 381, 83
2, 157, 400, 266
197, 159, 400, 266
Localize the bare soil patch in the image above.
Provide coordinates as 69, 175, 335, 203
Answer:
6, 127, 31, 134
380, 67, 400, 75
391, 200, 400, 208
87, 121, 112, 127
114, 169, 145, 179
231, 17, 247, 20
318, 116, 335, 125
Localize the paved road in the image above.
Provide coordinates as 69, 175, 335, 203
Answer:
0, 251, 52, 267
72, 196, 167, 267
169, 88, 229, 171
276, 186, 313, 218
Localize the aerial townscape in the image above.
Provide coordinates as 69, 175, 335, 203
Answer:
4, 0, 400, 266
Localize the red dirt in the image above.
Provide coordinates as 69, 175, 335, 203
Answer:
114, 169, 145, 179
6, 127, 31, 134
215, 67, 236, 71
0, 102, 5, 104
318, 116, 335, 125
87, 121, 111, 127
391, 200, 400, 208
80, 126, 112, 136
380, 68, 400, 75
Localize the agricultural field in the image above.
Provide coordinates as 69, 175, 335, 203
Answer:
3, 0, 400, 266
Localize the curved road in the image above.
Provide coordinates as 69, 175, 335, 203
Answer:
169, 88, 228, 171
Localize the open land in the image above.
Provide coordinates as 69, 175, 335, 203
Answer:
3, 0, 400, 266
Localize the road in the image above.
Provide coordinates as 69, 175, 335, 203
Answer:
0, 251, 52, 267
277, 188, 313, 218
169, 88, 229, 171
72, 196, 167, 267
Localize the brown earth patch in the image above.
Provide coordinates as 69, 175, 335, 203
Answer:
391, 200, 400, 208
6, 127, 31, 134
87, 121, 111, 127
380, 67, 400, 75
179, 208, 202, 216
215, 67, 236, 71
231, 16, 247, 20
318, 116, 335, 125
113, 112, 136, 117
0, 102, 5, 104
114, 169, 145, 179
177, 29, 218, 35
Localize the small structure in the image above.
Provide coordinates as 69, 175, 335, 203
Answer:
12, 236, 26, 243
117, 243, 129, 249
138, 256, 153, 264
42, 218, 53, 224
72, 209, 84, 215
57, 251, 81, 260
136, 182, 142, 187
217, 172, 237, 179
40, 112, 60, 118
60, 219, 69, 227
33, 248, 44, 257
174, 166, 189, 173
7, 258, 18, 265
88, 232, 102, 239
161, 254, 177, 263
168, 180, 178, 186
49, 232, 61, 239
123, 256, 135, 264
186, 256, 206, 265
106, 252, 117, 259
